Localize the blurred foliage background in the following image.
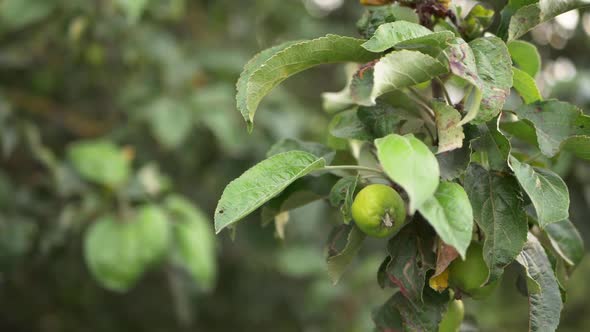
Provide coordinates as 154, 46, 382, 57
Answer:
0, 0, 588, 331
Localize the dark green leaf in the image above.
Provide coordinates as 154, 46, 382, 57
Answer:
436, 145, 471, 180
470, 122, 511, 171
464, 164, 528, 282
325, 224, 366, 284
329, 108, 372, 140
388, 288, 449, 331
516, 233, 563, 332
382, 226, 431, 303
514, 100, 590, 157
500, 120, 538, 146
329, 175, 360, 224
372, 295, 404, 332
358, 101, 424, 139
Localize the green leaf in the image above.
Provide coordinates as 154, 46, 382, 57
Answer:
68, 140, 131, 188
0, 0, 56, 30
470, 123, 511, 171
469, 37, 513, 123
512, 67, 542, 104
165, 196, 217, 291
509, 156, 569, 228
356, 50, 448, 106
84, 206, 170, 292
464, 164, 528, 282
375, 134, 440, 213
148, 97, 193, 149
516, 233, 563, 332
433, 102, 464, 153
508, 1, 590, 41
544, 219, 584, 266
214, 151, 325, 233
329, 108, 371, 140
236, 40, 299, 124
357, 3, 415, 38
418, 182, 474, 259
500, 120, 538, 146
329, 175, 360, 224
514, 100, 590, 157
326, 224, 366, 284
361, 21, 433, 53
508, 40, 541, 77
463, 4, 495, 39
237, 35, 377, 130
117, 0, 148, 23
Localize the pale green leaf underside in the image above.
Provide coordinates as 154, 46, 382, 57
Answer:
464, 164, 528, 282
418, 182, 474, 259
516, 233, 563, 332
238, 34, 378, 130
361, 21, 432, 53
375, 134, 440, 213
509, 156, 569, 228
433, 101, 464, 153
365, 50, 447, 105
214, 151, 325, 233
512, 67, 542, 104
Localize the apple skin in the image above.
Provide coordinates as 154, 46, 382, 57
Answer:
351, 184, 406, 238
439, 299, 464, 332
448, 242, 499, 299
